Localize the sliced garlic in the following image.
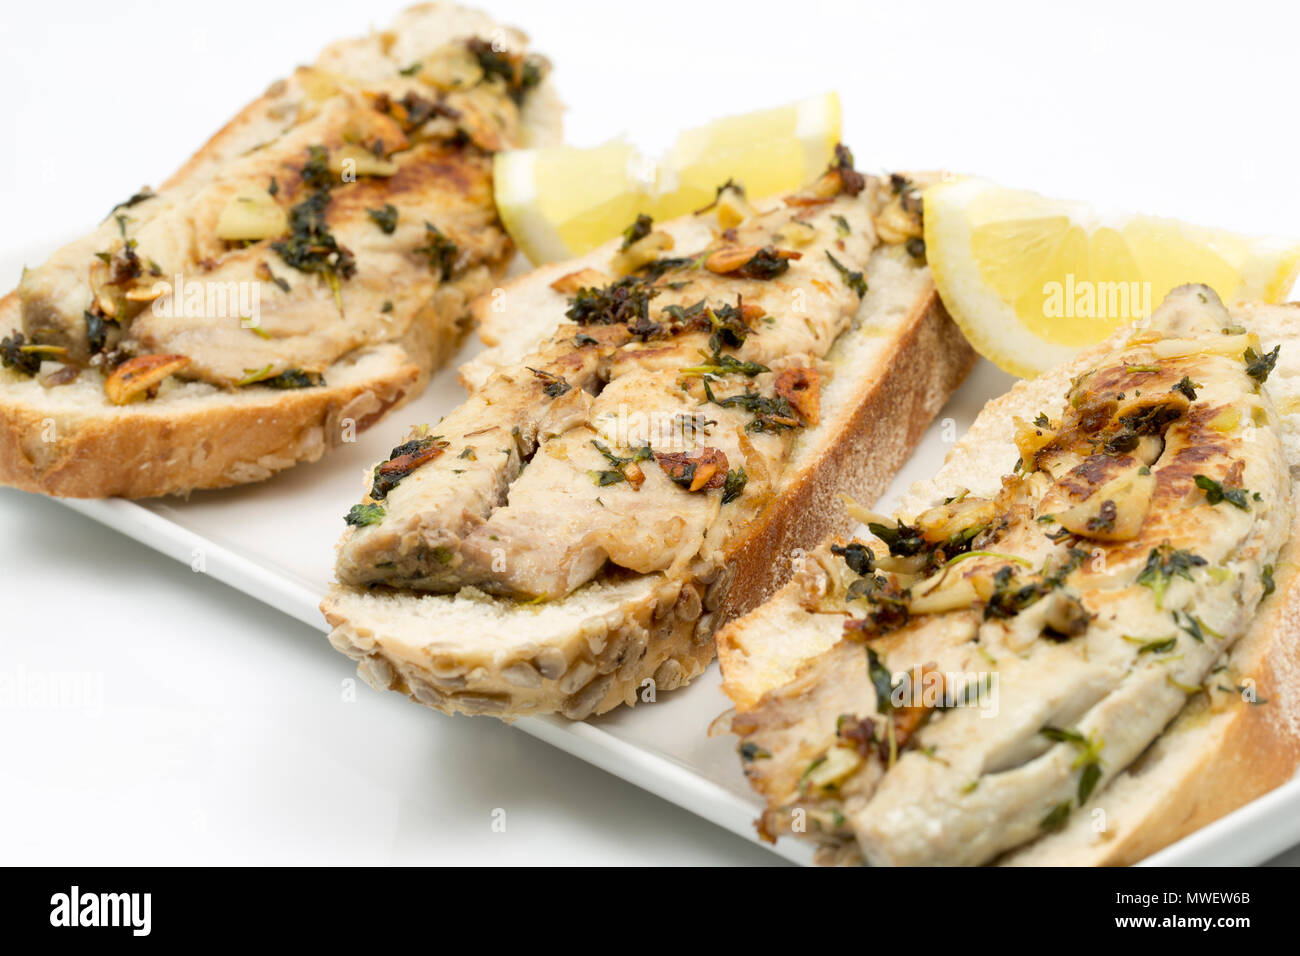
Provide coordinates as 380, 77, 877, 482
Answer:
215, 188, 287, 241
328, 143, 398, 178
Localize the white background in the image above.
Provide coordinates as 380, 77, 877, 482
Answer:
2, 0, 1298, 865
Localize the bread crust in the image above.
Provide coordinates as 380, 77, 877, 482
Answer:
717, 286, 973, 636
0, 283, 472, 496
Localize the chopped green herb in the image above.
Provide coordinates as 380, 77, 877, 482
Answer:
1244, 344, 1280, 384
344, 503, 386, 527
1136, 544, 1207, 608
1194, 474, 1250, 510
825, 250, 866, 297
367, 203, 399, 234
1171, 376, 1200, 400
415, 222, 458, 279
1040, 802, 1071, 831
620, 213, 652, 250
721, 467, 748, 504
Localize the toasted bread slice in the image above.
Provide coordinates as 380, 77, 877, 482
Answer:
322, 163, 976, 718
0, 3, 561, 498
718, 291, 1300, 865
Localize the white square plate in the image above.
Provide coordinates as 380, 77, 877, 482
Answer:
10, 241, 1299, 865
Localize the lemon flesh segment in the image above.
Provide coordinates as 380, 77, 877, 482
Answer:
926, 179, 1300, 378
494, 141, 650, 264
493, 93, 842, 264
658, 92, 842, 219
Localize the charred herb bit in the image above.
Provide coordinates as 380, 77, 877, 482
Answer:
832, 214, 851, 236
1086, 499, 1118, 534
273, 189, 356, 282
1244, 344, 1280, 384
734, 245, 794, 280
1137, 544, 1207, 607
829, 143, 866, 197
1263, 564, 1276, 598
844, 575, 910, 634
344, 503, 386, 527
85, 311, 110, 355
721, 467, 748, 504
367, 203, 399, 235
1171, 375, 1200, 401
0, 333, 42, 375
700, 378, 800, 433
837, 714, 878, 760
415, 222, 458, 279
97, 238, 142, 285
832, 542, 876, 577
636, 256, 696, 281
985, 566, 1049, 620
654, 447, 729, 492
707, 299, 754, 351
573, 332, 599, 347
398, 60, 423, 76
258, 369, 325, 389
458, 446, 477, 461
1033, 412, 1050, 428
739, 741, 771, 761
825, 251, 867, 298
267, 177, 279, 197
1194, 474, 1250, 510
300, 144, 334, 191
465, 37, 544, 104
371, 435, 450, 499
381, 300, 393, 313
905, 236, 926, 261
867, 520, 927, 559
620, 213, 653, 250
527, 366, 571, 398
566, 276, 657, 327
626, 310, 663, 341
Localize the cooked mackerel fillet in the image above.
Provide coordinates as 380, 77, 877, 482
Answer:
0, 3, 560, 497
323, 155, 976, 718
722, 285, 1297, 865
336, 156, 886, 600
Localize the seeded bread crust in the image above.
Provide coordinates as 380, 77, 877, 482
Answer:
322, 249, 975, 719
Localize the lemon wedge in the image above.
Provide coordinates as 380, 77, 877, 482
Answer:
924, 178, 1300, 377
494, 93, 841, 264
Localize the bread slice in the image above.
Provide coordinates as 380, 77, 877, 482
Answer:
322, 231, 976, 718
0, 3, 562, 498
717, 294, 1300, 865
